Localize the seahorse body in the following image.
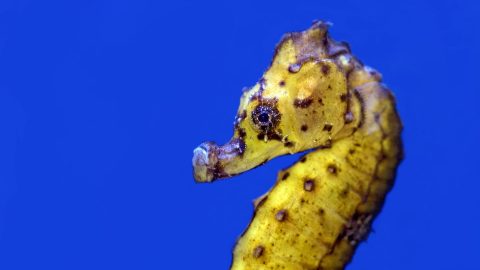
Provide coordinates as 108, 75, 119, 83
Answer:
192, 21, 402, 270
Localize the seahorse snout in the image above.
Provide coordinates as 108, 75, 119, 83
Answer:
192, 142, 219, 183
193, 138, 246, 183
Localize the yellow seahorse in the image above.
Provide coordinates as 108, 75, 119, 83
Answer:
192, 21, 402, 270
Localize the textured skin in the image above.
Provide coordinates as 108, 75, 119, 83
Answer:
192, 21, 402, 270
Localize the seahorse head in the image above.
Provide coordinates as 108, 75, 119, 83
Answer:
193, 21, 367, 182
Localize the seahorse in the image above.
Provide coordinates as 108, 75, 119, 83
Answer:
192, 21, 402, 270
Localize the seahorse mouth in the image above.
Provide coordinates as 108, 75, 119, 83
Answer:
192, 139, 246, 183
192, 142, 219, 182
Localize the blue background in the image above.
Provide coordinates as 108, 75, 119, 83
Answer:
1, 0, 479, 269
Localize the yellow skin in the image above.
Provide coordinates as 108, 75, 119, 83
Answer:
193, 21, 402, 270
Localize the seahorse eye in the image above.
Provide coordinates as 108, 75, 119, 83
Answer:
258, 112, 270, 124
252, 105, 280, 130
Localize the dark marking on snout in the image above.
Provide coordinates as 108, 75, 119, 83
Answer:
205, 160, 231, 181
228, 138, 246, 157
281, 172, 290, 180
193, 142, 236, 181
279, 80, 285, 87
237, 139, 246, 156
294, 98, 313, 108
300, 156, 307, 163
301, 124, 308, 132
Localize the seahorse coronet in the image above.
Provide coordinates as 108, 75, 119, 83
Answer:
192, 20, 402, 270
